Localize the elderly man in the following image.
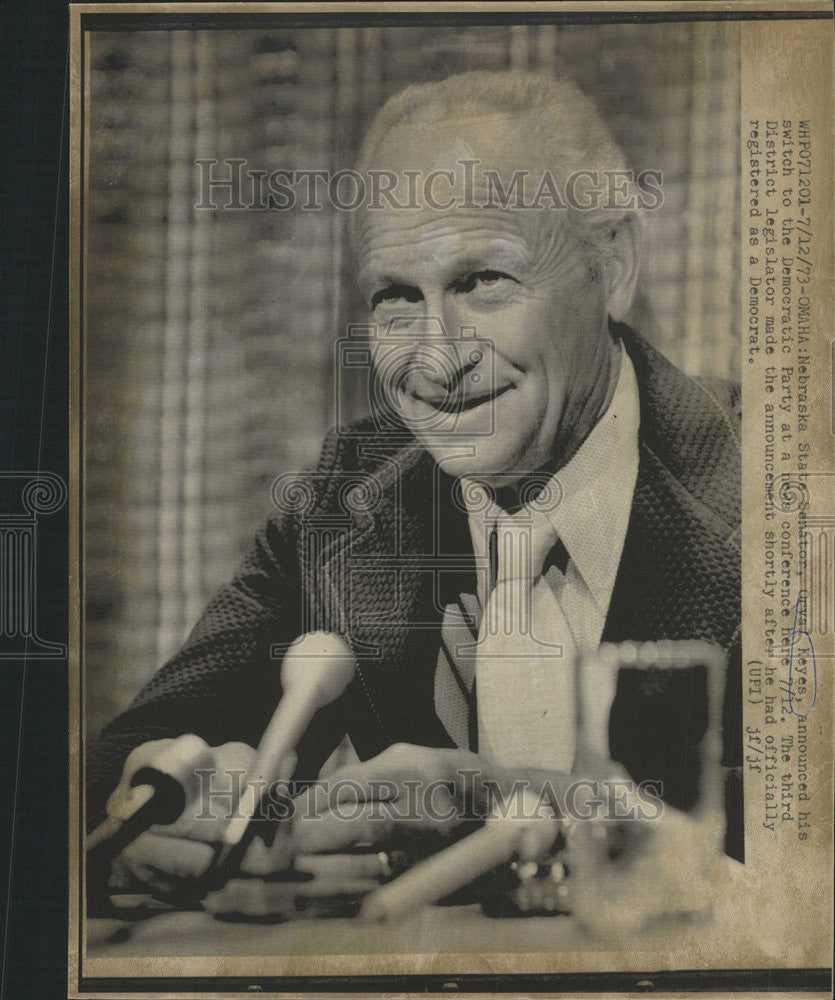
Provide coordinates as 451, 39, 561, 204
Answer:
87, 72, 742, 904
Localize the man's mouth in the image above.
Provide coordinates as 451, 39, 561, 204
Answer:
408, 381, 515, 413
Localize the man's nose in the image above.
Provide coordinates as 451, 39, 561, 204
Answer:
387, 299, 457, 341
423, 292, 464, 343
385, 296, 484, 389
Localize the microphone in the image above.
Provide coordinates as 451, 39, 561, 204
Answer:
85, 737, 215, 911
218, 632, 356, 863
86, 768, 187, 882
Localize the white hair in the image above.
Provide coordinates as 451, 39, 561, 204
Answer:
353, 70, 642, 268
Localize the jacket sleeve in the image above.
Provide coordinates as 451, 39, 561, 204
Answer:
85, 505, 307, 830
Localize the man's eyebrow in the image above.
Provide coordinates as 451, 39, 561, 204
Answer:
369, 279, 423, 308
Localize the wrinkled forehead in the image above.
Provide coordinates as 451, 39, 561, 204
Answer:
363, 107, 551, 179
354, 205, 535, 288
353, 110, 566, 272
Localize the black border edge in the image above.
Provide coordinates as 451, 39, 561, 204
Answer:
74, 5, 832, 997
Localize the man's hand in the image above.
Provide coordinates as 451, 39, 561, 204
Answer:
288, 743, 569, 858
103, 735, 256, 898
199, 743, 572, 920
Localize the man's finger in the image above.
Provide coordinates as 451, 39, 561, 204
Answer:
239, 830, 294, 876
292, 785, 461, 855
292, 801, 398, 854
291, 744, 485, 820
294, 851, 392, 880
291, 769, 398, 821
120, 831, 215, 883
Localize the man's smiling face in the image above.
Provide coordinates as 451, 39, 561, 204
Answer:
355, 113, 622, 485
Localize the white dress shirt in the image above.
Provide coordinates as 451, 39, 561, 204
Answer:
465, 345, 641, 659
460, 346, 641, 770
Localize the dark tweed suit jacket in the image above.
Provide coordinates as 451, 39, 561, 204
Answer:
86, 323, 743, 858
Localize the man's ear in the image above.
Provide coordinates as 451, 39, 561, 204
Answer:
601, 214, 642, 322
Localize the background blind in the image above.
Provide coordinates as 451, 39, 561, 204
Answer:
85, 22, 740, 736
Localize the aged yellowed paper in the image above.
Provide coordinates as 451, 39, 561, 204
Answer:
69, 2, 833, 996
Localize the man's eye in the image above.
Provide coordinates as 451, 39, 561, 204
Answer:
454, 270, 517, 294
370, 283, 423, 310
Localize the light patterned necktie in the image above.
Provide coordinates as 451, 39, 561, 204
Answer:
474, 511, 578, 772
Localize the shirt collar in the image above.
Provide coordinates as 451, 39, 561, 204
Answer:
461, 345, 640, 611
541, 345, 640, 610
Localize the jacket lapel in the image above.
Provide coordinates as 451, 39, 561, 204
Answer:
601, 327, 741, 811
602, 442, 740, 650
319, 446, 470, 754
603, 323, 740, 650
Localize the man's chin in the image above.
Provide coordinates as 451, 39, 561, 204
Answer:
419, 438, 523, 483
